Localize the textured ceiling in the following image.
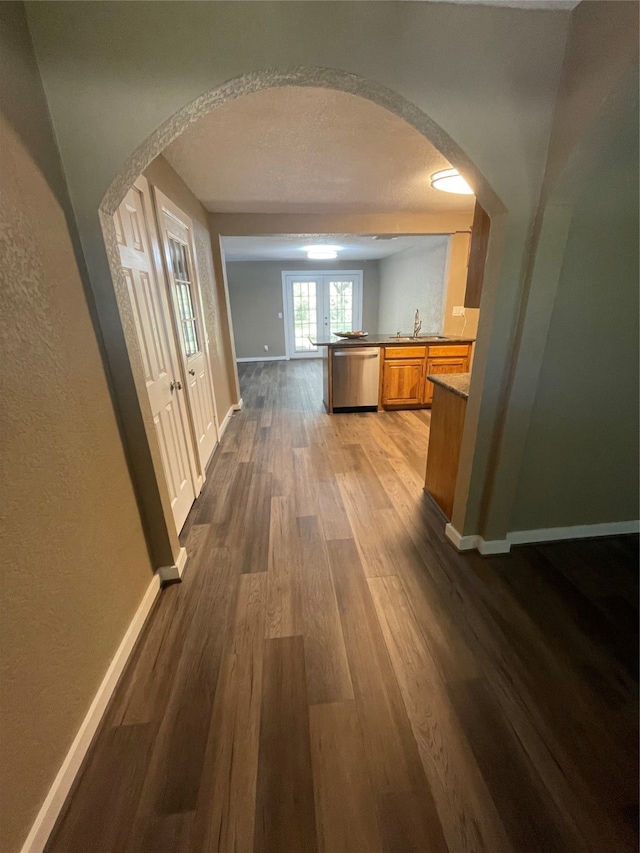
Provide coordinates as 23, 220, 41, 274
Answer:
163, 87, 476, 215
221, 235, 449, 262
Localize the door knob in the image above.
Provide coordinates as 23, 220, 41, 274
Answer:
188, 369, 195, 376
170, 380, 183, 391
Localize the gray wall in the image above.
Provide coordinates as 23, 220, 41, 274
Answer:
226, 259, 380, 359
377, 238, 450, 336
0, 6, 154, 851
510, 69, 639, 531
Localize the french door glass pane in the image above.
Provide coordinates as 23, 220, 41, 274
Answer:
169, 237, 200, 357
292, 280, 318, 352
328, 280, 355, 336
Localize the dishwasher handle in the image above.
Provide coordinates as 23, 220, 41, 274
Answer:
333, 349, 380, 358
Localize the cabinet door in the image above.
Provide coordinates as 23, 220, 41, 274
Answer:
423, 355, 469, 404
382, 359, 424, 407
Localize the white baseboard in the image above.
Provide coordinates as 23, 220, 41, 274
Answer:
444, 528, 510, 555
218, 406, 234, 440
507, 519, 640, 546
233, 397, 244, 411
478, 538, 512, 555
236, 356, 288, 363
20, 573, 162, 853
157, 546, 188, 583
445, 519, 640, 556
444, 523, 479, 551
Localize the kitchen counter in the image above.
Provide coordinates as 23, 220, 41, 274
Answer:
318, 335, 474, 413
311, 334, 475, 347
427, 372, 471, 400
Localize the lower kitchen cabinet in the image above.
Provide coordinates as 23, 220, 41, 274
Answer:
382, 343, 472, 409
423, 346, 471, 405
382, 358, 425, 407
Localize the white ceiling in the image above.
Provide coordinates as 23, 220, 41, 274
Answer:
164, 87, 476, 216
221, 235, 448, 263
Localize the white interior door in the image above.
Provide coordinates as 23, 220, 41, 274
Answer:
283, 271, 363, 358
154, 189, 219, 472
116, 177, 199, 533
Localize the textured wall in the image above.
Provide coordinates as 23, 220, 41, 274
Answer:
226, 259, 380, 359
0, 5, 154, 851
143, 155, 237, 420
510, 69, 639, 531
441, 231, 480, 340
377, 238, 450, 336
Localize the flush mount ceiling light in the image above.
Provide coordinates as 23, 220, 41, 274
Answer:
430, 168, 473, 195
303, 245, 342, 260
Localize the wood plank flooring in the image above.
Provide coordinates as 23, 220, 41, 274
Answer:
46, 360, 639, 853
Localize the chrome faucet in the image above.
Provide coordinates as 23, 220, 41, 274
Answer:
413, 309, 422, 338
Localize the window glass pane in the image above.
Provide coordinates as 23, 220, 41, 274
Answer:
292, 280, 318, 352
329, 280, 354, 335
179, 244, 188, 280
182, 320, 198, 357
170, 241, 180, 280
169, 237, 200, 356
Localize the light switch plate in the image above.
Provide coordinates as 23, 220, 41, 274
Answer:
278, 312, 283, 319
452, 306, 466, 317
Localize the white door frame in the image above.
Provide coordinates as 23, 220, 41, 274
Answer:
282, 270, 364, 359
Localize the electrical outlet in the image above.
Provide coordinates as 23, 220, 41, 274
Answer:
452, 305, 466, 317
264, 345, 269, 352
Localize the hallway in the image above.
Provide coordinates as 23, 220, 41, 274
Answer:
46, 361, 638, 853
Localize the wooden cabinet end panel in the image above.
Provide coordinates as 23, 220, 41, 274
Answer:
424, 385, 467, 519
465, 202, 490, 309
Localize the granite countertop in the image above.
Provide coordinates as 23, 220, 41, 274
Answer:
428, 372, 471, 400
311, 334, 475, 347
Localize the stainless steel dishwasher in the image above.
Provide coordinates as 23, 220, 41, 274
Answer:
332, 347, 381, 411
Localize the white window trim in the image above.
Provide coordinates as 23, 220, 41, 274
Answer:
281, 270, 364, 359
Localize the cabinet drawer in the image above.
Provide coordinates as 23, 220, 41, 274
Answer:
384, 346, 427, 359
427, 345, 470, 358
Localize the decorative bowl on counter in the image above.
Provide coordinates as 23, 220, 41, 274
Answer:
333, 331, 369, 339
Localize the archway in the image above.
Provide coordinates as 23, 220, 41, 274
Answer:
98, 67, 505, 569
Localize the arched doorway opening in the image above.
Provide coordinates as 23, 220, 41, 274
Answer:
98, 67, 505, 571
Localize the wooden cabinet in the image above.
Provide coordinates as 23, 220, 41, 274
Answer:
424, 383, 467, 519
381, 346, 426, 408
382, 359, 425, 407
423, 345, 471, 405
380, 342, 472, 410
465, 201, 490, 309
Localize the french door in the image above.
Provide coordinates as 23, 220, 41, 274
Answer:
282, 271, 363, 358
154, 189, 219, 473
116, 177, 200, 533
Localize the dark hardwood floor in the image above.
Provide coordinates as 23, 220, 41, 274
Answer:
46, 359, 639, 853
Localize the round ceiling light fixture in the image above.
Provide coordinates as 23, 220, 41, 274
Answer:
304, 245, 342, 260
430, 168, 473, 195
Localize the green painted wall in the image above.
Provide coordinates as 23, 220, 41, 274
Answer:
510, 71, 639, 531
